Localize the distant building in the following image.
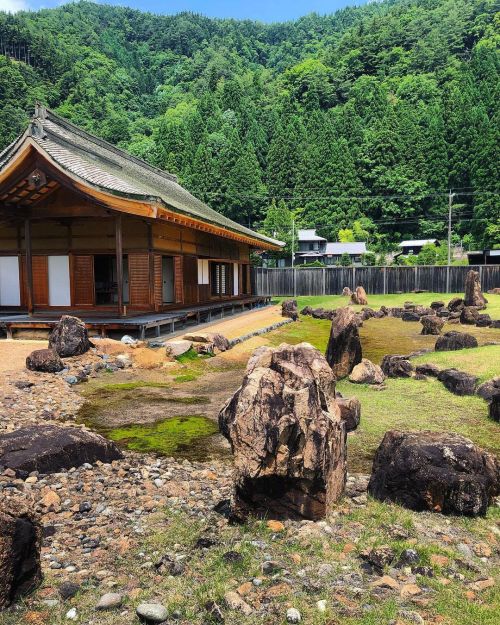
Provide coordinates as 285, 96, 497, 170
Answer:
397, 239, 440, 257
467, 249, 500, 265
323, 242, 367, 266
295, 229, 327, 263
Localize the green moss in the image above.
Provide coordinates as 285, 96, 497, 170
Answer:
108, 415, 218, 456
174, 373, 198, 382
94, 381, 170, 392
176, 347, 208, 363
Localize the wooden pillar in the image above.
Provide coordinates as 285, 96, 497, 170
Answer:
147, 222, 155, 308
115, 215, 124, 316
24, 218, 34, 315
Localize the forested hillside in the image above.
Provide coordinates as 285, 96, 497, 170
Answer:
0, 0, 498, 251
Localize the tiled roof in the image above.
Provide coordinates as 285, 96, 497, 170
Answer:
399, 239, 439, 247
0, 107, 282, 249
298, 228, 327, 242
325, 242, 367, 255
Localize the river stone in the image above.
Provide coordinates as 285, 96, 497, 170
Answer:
368, 430, 500, 516
0, 425, 123, 475
48, 315, 92, 357
380, 354, 414, 378
219, 342, 346, 521
464, 270, 487, 308
437, 369, 478, 396
435, 331, 478, 351
0, 499, 42, 609
136, 602, 168, 623
325, 306, 362, 379
165, 340, 192, 358
420, 315, 444, 335
26, 348, 64, 373
349, 359, 385, 385
281, 299, 298, 321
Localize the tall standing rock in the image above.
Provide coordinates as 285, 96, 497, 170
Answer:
219, 343, 347, 520
49, 315, 92, 357
464, 270, 487, 309
325, 306, 362, 379
350, 286, 368, 306
281, 299, 298, 321
0, 499, 42, 609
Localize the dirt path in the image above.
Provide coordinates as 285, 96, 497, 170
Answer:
0, 339, 47, 373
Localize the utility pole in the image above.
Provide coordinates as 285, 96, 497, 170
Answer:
291, 215, 295, 268
446, 190, 455, 293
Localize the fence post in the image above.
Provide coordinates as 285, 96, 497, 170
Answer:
293, 268, 296, 297
414, 266, 418, 291
446, 265, 450, 294
352, 266, 356, 291
479, 265, 483, 290
383, 266, 387, 294
322, 268, 326, 295
266, 268, 269, 296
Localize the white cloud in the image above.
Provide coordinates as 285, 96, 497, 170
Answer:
0, 0, 30, 13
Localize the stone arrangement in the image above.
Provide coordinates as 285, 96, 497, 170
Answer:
281, 299, 299, 321
325, 306, 362, 379
368, 430, 500, 517
219, 343, 347, 520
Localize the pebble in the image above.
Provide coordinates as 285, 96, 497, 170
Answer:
65, 608, 77, 620
316, 600, 327, 612
286, 607, 301, 623
136, 603, 169, 623
96, 592, 123, 610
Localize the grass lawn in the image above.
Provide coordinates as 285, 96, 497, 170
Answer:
413, 344, 500, 383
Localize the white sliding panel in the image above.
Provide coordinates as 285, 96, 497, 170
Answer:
0, 256, 21, 306
48, 255, 71, 306
233, 262, 239, 295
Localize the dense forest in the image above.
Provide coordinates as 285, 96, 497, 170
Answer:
0, 0, 498, 255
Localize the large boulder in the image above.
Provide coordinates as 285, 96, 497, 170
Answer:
183, 332, 230, 354
420, 315, 444, 335
464, 270, 487, 309
325, 306, 362, 379
430, 301, 445, 311
26, 348, 64, 373
311, 308, 335, 320
368, 430, 500, 516
460, 306, 480, 325
380, 354, 414, 378
476, 377, 500, 402
48, 315, 92, 357
437, 368, 478, 396
447, 297, 464, 313
475, 314, 492, 327
435, 331, 478, 351
349, 359, 385, 385
281, 299, 298, 321
165, 340, 192, 358
219, 343, 346, 520
401, 311, 421, 322
0, 499, 42, 609
0, 425, 123, 475
350, 286, 368, 306
337, 396, 361, 432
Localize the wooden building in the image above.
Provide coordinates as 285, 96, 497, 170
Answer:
0, 105, 281, 320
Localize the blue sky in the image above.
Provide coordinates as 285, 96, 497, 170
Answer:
0, 1, 370, 22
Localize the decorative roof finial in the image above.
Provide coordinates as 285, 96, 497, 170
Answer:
34, 102, 47, 119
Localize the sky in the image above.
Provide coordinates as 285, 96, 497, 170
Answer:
0, 0, 370, 22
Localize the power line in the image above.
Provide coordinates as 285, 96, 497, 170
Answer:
203, 190, 500, 200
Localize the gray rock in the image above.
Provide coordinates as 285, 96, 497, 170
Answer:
96, 592, 123, 610
286, 608, 302, 623
136, 602, 168, 623
165, 340, 192, 358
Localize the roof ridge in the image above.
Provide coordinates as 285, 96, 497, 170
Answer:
40, 107, 180, 185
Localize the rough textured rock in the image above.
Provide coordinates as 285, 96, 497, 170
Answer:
435, 331, 478, 351
380, 355, 414, 378
325, 306, 362, 379
0, 425, 123, 475
350, 286, 368, 306
48, 315, 92, 357
349, 359, 385, 385
420, 315, 444, 335
219, 343, 346, 520
165, 340, 192, 358
360, 307, 377, 321
437, 369, 478, 396
430, 301, 445, 311
476, 377, 500, 401
447, 297, 464, 313
460, 306, 480, 325
300, 306, 313, 316
415, 363, 441, 377
402, 311, 421, 322
183, 332, 230, 354
311, 308, 335, 320
342, 287, 352, 297
0, 499, 42, 609
368, 430, 500, 516
464, 270, 487, 309
281, 299, 299, 321
337, 396, 361, 432
487, 287, 500, 295
489, 391, 500, 422
26, 348, 64, 373
475, 314, 492, 327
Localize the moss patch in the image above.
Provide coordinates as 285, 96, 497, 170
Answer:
108, 415, 218, 456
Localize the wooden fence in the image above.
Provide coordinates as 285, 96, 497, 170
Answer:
252, 265, 500, 297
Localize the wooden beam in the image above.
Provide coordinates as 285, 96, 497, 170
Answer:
147, 222, 155, 309
24, 218, 34, 315
115, 214, 124, 316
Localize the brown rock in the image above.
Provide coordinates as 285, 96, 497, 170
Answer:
49, 315, 92, 357
371, 575, 399, 590
464, 270, 487, 309
0, 499, 42, 609
183, 332, 230, 353
281, 299, 298, 321
435, 331, 478, 351
325, 306, 362, 379
219, 343, 347, 521
420, 315, 444, 335
337, 396, 361, 432
380, 355, 414, 378
26, 349, 64, 373
342, 287, 352, 297
350, 286, 368, 306
349, 359, 385, 385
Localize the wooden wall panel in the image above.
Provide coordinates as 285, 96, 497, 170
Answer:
32, 255, 49, 306
183, 255, 198, 305
153, 254, 162, 307
128, 253, 150, 306
174, 256, 183, 304
71, 255, 94, 306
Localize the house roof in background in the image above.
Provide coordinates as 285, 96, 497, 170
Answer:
0, 106, 282, 250
325, 242, 367, 255
298, 228, 327, 242
399, 239, 439, 247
